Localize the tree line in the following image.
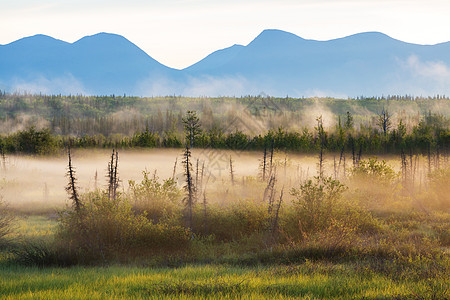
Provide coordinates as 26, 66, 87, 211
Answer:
0, 109, 448, 158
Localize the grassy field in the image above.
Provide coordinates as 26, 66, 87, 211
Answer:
0, 215, 447, 299
0, 264, 445, 299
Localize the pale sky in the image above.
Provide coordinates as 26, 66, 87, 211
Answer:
1, 0, 450, 69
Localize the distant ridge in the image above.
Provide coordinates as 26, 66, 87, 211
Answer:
1, 30, 450, 96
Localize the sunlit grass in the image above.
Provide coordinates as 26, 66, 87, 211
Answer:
10, 216, 57, 241
0, 263, 447, 299
0, 213, 447, 299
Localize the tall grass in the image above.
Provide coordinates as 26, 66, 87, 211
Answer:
0, 199, 13, 248
0, 263, 447, 299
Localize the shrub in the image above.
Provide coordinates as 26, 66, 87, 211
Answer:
290, 176, 347, 233
351, 157, 397, 184
57, 191, 190, 262
128, 171, 182, 222
15, 127, 57, 154
131, 129, 160, 148
349, 158, 402, 210
12, 241, 80, 267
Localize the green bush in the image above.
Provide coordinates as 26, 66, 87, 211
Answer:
58, 191, 190, 262
14, 127, 57, 154
128, 171, 182, 222
349, 158, 403, 210
351, 157, 398, 184
290, 176, 347, 233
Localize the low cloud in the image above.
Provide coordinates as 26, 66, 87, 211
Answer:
8, 73, 88, 95
406, 55, 450, 82
390, 55, 450, 95
0, 113, 50, 134
135, 74, 262, 97
299, 100, 337, 129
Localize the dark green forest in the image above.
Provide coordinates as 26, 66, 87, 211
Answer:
0, 92, 448, 157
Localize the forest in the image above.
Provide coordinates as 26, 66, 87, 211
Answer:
0, 92, 449, 156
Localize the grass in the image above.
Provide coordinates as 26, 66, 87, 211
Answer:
0, 263, 447, 299
11, 216, 57, 241
0, 215, 448, 299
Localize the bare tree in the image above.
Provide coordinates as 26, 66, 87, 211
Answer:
172, 157, 178, 181
107, 149, 119, 201
229, 155, 235, 185
377, 108, 392, 136
260, 143, 268, 181
182, 143, 196, 229
271, 187, 284, 238
269, 139, 274, 176
66, 146, 82, 212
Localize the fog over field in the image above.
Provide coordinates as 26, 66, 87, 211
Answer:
0, 149, 327, 211
0, 148, 416, 214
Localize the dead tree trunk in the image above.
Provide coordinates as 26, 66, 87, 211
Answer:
66, 146, 82, 212
183, 143, 195, 230
229, 156, 235, 185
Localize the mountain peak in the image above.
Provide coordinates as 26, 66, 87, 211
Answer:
249, 29, 304, 46
338, 31, 397, 43
73, 32, 133, 47
4, 34, 68, 47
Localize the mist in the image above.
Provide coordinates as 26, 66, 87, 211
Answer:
0, 149, 327, 212
1, 147, 432, 215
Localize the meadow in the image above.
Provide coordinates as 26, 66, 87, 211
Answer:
0, 148, 448, 299
0, 94, 448, 299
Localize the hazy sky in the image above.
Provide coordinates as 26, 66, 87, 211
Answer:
1, 0, 449, 69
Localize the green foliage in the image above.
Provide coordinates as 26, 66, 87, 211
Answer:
130, 129, 159, 148
58, 191, 190, 262
1, 127, 57, 154
348, 158, 403, 211
182, 110, 202, 147
128, 171, 182, 222
162, 131, 182, 148
290, 176, 347, 233
352, 157, 397, 183
344, 111, 354, 131
0, 94, 448, 155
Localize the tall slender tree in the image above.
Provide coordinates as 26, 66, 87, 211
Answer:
182, 110, 202, 148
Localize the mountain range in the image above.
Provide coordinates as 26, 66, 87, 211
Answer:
1, 29, 450, 97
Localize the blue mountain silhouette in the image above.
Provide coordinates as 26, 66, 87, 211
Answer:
1, 30, 450, 96
185, 30, 450, 96
0, 33, 176, 95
